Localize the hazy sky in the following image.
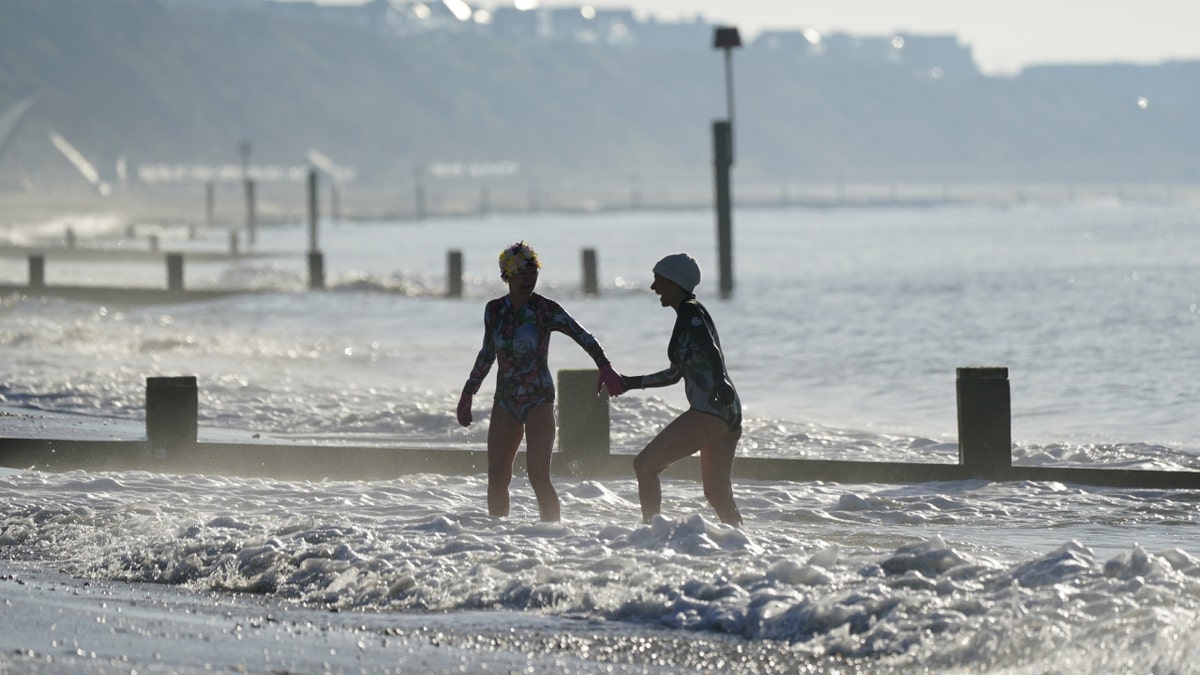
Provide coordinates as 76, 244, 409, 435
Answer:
543, 0, 1199, 74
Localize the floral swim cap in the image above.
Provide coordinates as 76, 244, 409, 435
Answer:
499, 241, 541, 281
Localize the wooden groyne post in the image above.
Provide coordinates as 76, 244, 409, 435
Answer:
205, 181, 215, 229
557, 369, 610, 474
957, 366, 1012, 477
307, 168, 325, 289
245, 178, 258, 247
145, 376, 197, 453
713, 120, 734, 299
447, 250, 464, 298
166, 254, 184, 292
582, 248, 599, 296
28, 255, 44, 288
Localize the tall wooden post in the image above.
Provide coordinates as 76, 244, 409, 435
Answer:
711, 26, 740, 300
244, 178, 257, 247
956, 367, 1012, 477
713, 120, 734, 299
307, 168, 319, 253
205, 181, 215, 229
307, 168, 325, 289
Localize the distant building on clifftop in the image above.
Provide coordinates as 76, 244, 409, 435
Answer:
262, 0, 979, 71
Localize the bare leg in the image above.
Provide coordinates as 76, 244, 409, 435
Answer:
523, 402, 560, 521
633, 410, 730, 524
700, 426, 742, 526
486, 404, 524, 517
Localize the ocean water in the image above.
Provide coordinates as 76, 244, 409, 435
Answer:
3, 201, 1200, 671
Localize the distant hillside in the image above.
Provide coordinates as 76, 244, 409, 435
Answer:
2, 0, 1199, 206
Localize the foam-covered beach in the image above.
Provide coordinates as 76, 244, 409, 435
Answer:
5, 203, 1200, 672
2, 551, 792, 674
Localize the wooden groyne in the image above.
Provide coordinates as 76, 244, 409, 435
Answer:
2, 368, 1199, 489
0, 168, 327, 302
2, 245, 605, 303
0, 253, 246, 303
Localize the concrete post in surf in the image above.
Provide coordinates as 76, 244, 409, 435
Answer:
145, 376, 198, 455
307, 168, 325, 290
166, 253, 184, 292
581, 248, 599, 296
956, 366, 1012, 477
447, 250, 464, 298
557, 369, 610, 475
28, 255, 45, 289
713, 120, 734, 299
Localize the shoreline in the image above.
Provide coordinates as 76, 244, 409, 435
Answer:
4, 181, 1200, 238
0, 556, 824, 674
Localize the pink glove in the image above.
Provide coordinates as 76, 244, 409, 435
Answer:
596, 364, 626, 397
456, 390, 473, 427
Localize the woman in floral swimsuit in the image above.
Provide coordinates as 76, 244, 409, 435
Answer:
457, 242, 623, 521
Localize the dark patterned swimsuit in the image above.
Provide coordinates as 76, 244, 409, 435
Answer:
626, 297, 741, 430
465, 293, 610, 422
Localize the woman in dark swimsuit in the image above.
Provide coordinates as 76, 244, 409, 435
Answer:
457, 242, 624, 521
621, 253, 743, 526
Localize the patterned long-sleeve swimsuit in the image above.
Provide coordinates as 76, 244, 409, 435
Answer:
627, 298, 742, 430
464, 293, 610, 421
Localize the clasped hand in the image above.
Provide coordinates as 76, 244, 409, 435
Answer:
596, 364, 626, 397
